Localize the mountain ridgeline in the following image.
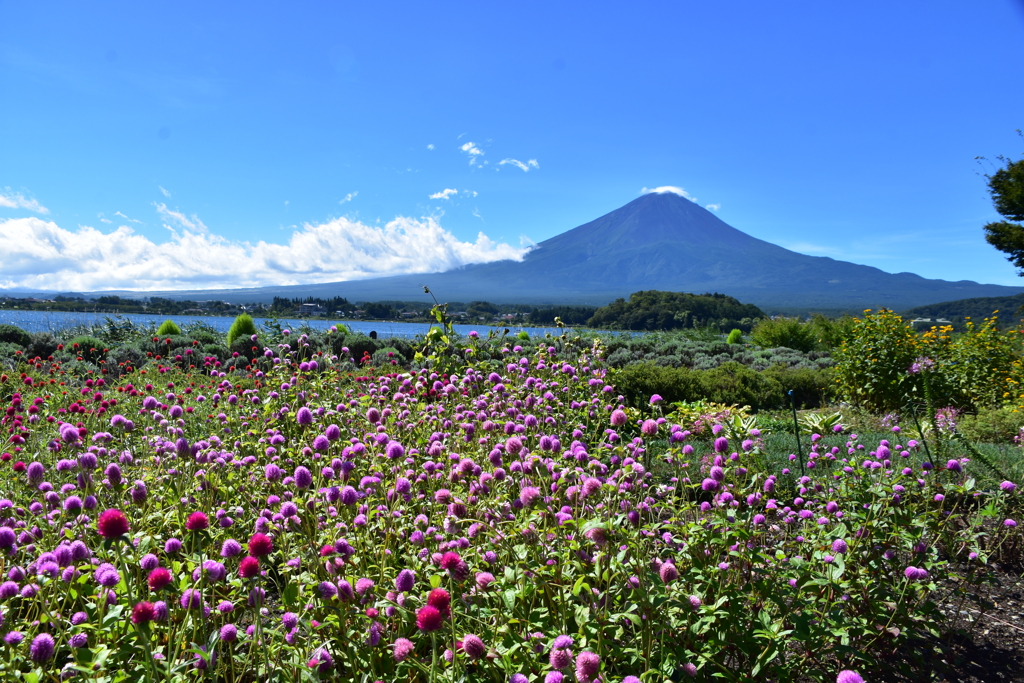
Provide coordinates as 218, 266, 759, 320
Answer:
81, 191, 1024, 310
588, 291, 765, 331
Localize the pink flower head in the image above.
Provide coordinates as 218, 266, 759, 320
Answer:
575, 651, 601, 683
185, 511, 209, 531
247, 533, 273, 557
97, 509, 130, 539
416, 605, 444, 632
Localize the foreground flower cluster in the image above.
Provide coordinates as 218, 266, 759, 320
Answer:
0, 334, 1019, 682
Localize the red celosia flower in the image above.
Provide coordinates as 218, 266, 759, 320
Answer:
131, 601, 157, 624
147, 567, 172, 591
238, 556, 260, 578
427, 588, 451, 617
97, 509, 130, 539
416, 605, 444, 632
185, 511, 209, 531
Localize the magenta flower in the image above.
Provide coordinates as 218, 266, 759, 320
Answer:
575, 651, 601, 683
97, 509, 130, 539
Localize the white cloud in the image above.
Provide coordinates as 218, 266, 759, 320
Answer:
429, 188, 459, 200
705, 203, 720, 212
641, 186, 699, 202
427, 144, 435, 150
339, 191, 358, 205
460, 141, 484, 165
0, 209, 531, 292
0, 188, 49, 214
499, 158, 540, 172
113, 210, 142, 224
97, 213, 112, 224
785, 241, 840, 256
158, 186, 171, 198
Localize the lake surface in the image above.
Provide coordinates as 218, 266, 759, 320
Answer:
0, 309, 577, 339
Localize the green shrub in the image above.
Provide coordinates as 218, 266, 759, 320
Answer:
227, 314, 258, 348
0, 324, 31, 349
156, 319, 182, 336
762, 365, 834, 409
750, 317, 817, 353
958, 406, 1024, 444
698, 361, 785, 410
27, 332, 59, 360
67, 335, 108, 363
726, 328, 743, 344
614, 361, 787, 411
106, 345, 147, 377
613, 363, 704, 407
202, 343, 229, 362
0, 342, 25, 360
229, 337, 260, 361
189, 329, 220, 346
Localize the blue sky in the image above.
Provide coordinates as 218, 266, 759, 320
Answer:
2, 1, 1023, 293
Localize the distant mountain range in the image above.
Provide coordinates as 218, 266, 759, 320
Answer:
25, 192, 1024, 311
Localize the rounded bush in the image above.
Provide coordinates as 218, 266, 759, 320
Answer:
226, 314, 258, 348
0, 324, 31, 348
156, 319, 182, 336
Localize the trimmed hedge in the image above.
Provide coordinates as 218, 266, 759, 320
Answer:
613, 361, 831, 411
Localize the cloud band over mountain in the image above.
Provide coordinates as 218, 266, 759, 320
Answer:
0, 210, 530, 292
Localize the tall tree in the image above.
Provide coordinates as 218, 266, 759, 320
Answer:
982, 131, 1024, 272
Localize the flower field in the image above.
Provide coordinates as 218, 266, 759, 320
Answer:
0, 329, 1020, 682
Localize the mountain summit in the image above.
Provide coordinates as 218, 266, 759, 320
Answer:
92, 192, 1024, 310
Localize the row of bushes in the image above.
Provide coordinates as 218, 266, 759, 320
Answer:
613, 361, 833, 411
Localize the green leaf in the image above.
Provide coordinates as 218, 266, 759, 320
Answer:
282, 581, 299, 608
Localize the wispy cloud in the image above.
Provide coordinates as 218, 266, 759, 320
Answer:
426, 144, 435, 150
0, 188, 49, 214
641, 186, 699, 202
339, 191, 358, 205
113, 210, 142, 225
460, 141, 484, 165
0, 208, 530, 291
158, 186, 172, 198
97, 213, 112, 224
705, 203, 720, 212
429, 188, 459, 200
498, 158, 540, 172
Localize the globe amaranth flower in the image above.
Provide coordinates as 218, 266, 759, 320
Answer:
132, 601, 157, 624
575, 651, 601, 683
180, 588, 204, 609
97, 509, 130, 539
462, 633, 486, 660
147, 567, 173, 591
29, 632, 55, 662
427, 587, 451, 616
550, 646, 573, 670
395, 569, 415, 592
220, 624, 238, 642
416, 605, 444, 632
836, 671, 865, 683
659, 562, 679, 583
185, 511, 209, 531
220, 539, 242, 558
238, 556, 260, 579
294, 466, 313, 489
247, 533, 274, 557
94, 563, 120, 587
519, 486, 542, 506
393, 637, 415, 661
831, 539, 849, 554
904, 566, 929, 581
296, 406, 314, 426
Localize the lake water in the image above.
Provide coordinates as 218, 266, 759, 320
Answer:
0, 309, 576, 339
